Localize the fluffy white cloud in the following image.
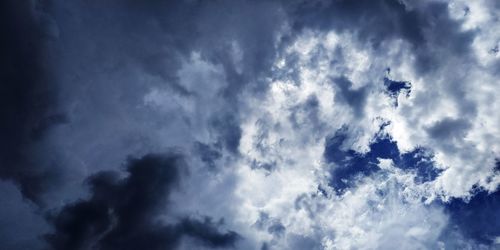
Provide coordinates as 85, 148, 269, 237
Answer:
195, 3, 500, 246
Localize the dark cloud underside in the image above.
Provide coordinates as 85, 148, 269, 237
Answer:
45, 154, 239, 250
0, 0, 64, 205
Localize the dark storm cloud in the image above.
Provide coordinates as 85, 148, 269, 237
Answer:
45, 154, 239, 250
0, 0, 65, 205
284, 0, 476, 73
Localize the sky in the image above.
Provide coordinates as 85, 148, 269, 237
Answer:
0, 0, 499, 249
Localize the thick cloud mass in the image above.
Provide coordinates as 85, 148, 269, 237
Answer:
45, 154, 239, 250
0, 0, 65, 205
1, 0, 499, 249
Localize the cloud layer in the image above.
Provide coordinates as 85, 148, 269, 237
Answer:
0, 0, 499, 249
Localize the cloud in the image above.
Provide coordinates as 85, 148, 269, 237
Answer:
0, 0, 66, 205
0, 181, 50, 250
231, 1, 499, 247
45, 153, 239, 250
1, 0, 499, 249
426, 117, 472, 140
331, 76, 368, 117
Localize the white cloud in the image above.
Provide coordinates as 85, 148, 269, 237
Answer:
202, 9, 499, 246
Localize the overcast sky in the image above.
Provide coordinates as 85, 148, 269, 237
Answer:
1, 0, 499, 249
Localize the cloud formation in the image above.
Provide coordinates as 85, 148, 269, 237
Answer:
45, 154, 239, 250
0, 0, 68, 205
0, 0, 499, 249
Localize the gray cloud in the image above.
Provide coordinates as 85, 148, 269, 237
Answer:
0, 0, 66, 205
284, 0, 476, 73
45, 153, 239, 250
332, 76, 368, 116
426, 117, 472, 140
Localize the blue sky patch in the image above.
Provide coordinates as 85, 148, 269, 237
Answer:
383, 69, 412, 107
443, 189, 500, 245
324, 127, 442, 193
